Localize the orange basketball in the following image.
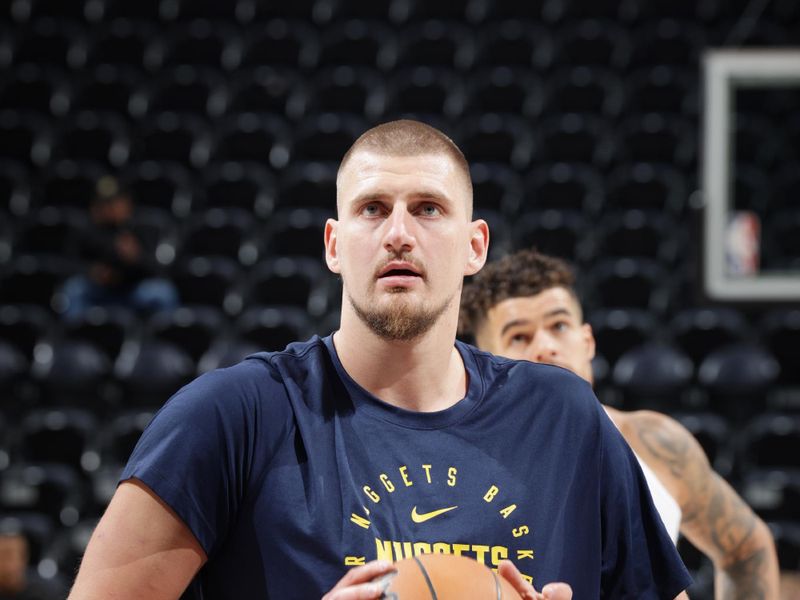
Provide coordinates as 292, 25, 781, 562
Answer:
373, 554, 523, 599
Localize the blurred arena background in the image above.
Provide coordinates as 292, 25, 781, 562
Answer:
0, 0, 798, 598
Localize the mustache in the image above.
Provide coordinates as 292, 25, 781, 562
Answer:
373, 252, 426, 280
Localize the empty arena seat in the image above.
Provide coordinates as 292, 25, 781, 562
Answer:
612, 341, 693, 409
145, 306, 227, 363
762, 309, 800, 385
740, 413, 800, 471
0, 110, 50, 167
316, 20, 397, 70
605, 162, 688, 214
226, 66, 299, 119
201, 162, 276, 218
532, 113, 615, 168
243, 256, 331, 317
298, 66, 385, 119
0, 159, 33, 217
456, 113, 533, 170
541, 66, 624, 118
145, 21, 233, 71
178, 207, 257, 264
0, 64, 64, 116
198, 338, 262, 373
61, 306, 137, 364
17, 408, 97, 472
670, 307, 750, 366
10, 18, 84, 70
523, 163, 605, 214
234, 19, 320, 69
742, 470, 800, 522
130, 66, 226, 119
67, 66, 141, 116
587, 258, 671, 313
394, 20, 476, 70
555, 20, 632, 69
262, 208, 332, 259
0, 304, 52, 363
591, 209, 682, 263
277, 161, 337, 210
122, 161, 194, 217
170, 256, 242, 313
470, 162, 522, 215
292, 112, 366, 163
461, 66, 543, 119
0, 255, 71, 310
235, 305, 314, 352
623, 66, 698, 117
12, 206, 86, 259
208, 112, 291, 169
382, 66, 464, 122
629, 19, 705, 68
0, 339, 28, 394
32, 338, 113, 406
587, 308, 660, 365
38, 160, 105, 208
133, 112, 210, 169
83, 20, 154, 68
115, 339, 195, 407
472, 20, 554, 70
511, 209, 588, 263
615, 113, 696, 168
49, 111, 130, 167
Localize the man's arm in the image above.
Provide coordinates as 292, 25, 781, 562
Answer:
68, 479, 207, 600
625, 411, 779, 600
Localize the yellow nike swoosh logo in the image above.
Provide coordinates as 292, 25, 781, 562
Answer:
411, 505, 458, 523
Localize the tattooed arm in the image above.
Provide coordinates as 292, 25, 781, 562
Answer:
610, 409, 780, 600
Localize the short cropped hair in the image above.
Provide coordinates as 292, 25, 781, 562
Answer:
337, 119, 473, 200
459, 248, 581, 336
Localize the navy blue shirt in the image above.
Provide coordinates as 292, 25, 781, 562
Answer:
122, 335, 691, 599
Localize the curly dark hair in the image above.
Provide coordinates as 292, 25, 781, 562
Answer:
459, 248, 580, 337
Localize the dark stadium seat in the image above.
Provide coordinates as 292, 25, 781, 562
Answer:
201, 162, 276, 218
248, 0, 320, 22
171, 0, 245, 21
461, 67, 543, 119
762, 310, 800, 386
629, 20, 705, 68
122, 161, 195, 217
742, 470, 800, 522
12, 206, 86, 259
322, 0, 402, 23
298, 110, 368, 160
0, 304, 52, 363
541, 67, 624, 118
297, 66, 385, 119
587, 258, 669, 314
555, 20, 632, 69
670, 307, 750, 367
32, 338, 113, 407
130, 67, 226, 119
456, 113, 534, 170
145, 21, 234, 71
198, 338, 262, 374
393, 20, 476, 70
0, 110, 51, 167
262, 208, 332, 259
10, 18, 84, 70
740, 413, 800, 472
277, 161, 337, 211
0, 159, 33, 217
99, 0, 170, 20
0, 339, 28, 396
472, 20, 554, 70
0, 255, 72, 310
771, 522, 800, 572
473, 208, 512, 261
587, 308, 660, 365
470, 162, 522, 216
83, 20, 154, 68
522, 163, 605, 214
532, 113, 615, 168
226, 67, 299, 119
178, 207, 258, 264
235, 305, 314, 352
170, 256, 242, 313
591, 209, 682, 264
316, 20, 397, 70
614, 114, 696, 168
208, 113, 291, 169
132, 112, 210, 169
61, 306, 138, 364
511, 209, 589, 263
17, 408, 97, 472
234, 19, 320, 70
145, 306, 227, 363
67, 66, 141, 117
38, 160, 105, 209
540, 0, 635, 21
0, 65, 64, 116
400, 0, 487, 23
115, 339, 195, 407
611, 341, 693, 410
605, 162, 688, 214
623, 66, 698, 117
243, 256, 331, 317
381, 66, 464, 122
49, 111, 130, 168
40, 518, 97, 586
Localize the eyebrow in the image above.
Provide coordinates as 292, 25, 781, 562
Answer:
499, 308, 573, 336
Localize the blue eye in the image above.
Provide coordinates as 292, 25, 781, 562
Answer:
420, 204, 440, 216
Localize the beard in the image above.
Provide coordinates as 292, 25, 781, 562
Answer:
348, 288, 454, 342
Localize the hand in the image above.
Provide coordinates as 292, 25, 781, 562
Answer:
322, 560, 395, 600
498, 559, 572, 600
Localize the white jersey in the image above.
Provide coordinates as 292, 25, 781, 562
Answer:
634, 451, 682, 544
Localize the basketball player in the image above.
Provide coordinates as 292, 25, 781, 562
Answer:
459, 248, 780, 599
68, 121, 691, 599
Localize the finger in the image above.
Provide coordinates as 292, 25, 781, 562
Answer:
330, 560, 394, 590
497, 559, 540, 600
322, 581, 386, 600
542, 582, 573, 600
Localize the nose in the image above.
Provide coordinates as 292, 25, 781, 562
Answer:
527, 333, 558, 364
383, 206, 416, 254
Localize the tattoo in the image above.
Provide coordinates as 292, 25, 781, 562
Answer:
718, 547, 768, 600
635, 419, 691, 480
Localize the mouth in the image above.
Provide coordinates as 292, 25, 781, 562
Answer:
377, 262, 423, 279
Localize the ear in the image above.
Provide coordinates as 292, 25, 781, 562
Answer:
581, 323, 596, 361
324, 218, 341, 274
464, 219, 490, 276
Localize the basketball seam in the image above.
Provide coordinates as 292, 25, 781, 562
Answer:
412, 556, 439, 600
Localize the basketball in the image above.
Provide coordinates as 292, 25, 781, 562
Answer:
373, 554, 523, 599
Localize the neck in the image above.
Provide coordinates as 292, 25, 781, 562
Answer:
333, 304, 466, 412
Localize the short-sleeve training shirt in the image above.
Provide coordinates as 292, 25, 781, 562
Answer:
122, 335, 691, 599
